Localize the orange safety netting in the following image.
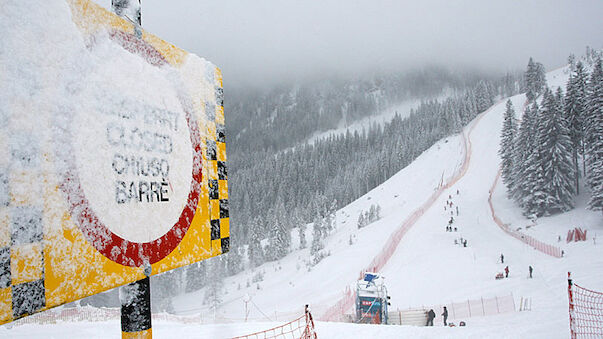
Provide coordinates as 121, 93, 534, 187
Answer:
568, 273, 603, 339
232, 306, 317, 339
488, 170, 562, 258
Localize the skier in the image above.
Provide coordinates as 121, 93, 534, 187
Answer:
463, 239, 467, 247
442, 306, 448, 326
500, 253, 504, 263
457, 189, 459, 195
456, 206, 459, 216
529, 265, 533, 278
426, 309, 435, 326
505, 266, 509, 278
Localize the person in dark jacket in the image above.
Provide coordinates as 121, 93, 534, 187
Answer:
505, 266, 509, 278
426, 309, 435, 326
442, 306, 448, 326
529, 265, 533, 278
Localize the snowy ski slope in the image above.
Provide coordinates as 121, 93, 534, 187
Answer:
1, 0, 601, 335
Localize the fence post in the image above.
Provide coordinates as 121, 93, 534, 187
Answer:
568, 272, 576, 339
467, 300, 471, 317
481, 297, 485, 316
511, 292, 515, 312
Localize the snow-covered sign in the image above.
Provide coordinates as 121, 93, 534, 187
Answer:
0, 0, 229, 324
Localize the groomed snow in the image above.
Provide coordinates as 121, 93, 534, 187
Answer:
2, 0, 601, 337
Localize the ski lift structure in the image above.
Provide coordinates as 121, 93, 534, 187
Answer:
355, 272, 391, 324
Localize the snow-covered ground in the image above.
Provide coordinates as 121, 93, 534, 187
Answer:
4, 58, 602, 339
2, 1, 602, 338
7, 63, 594, 338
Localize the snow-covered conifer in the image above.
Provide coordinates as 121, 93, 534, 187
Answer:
565, 61, 588, 193
585, 58, 603, 211
525, 58, 547, 102
500, 100, 518, 193
512, 103, 538, 204
537, 88, 576, 214
248, 217, 265, 267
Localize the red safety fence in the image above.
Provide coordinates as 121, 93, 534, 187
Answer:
232, 306, 318, 339
321, 103, 500, 322
568, 272, 603, 338
488, 170, 563, 258
568, 228, 588, 243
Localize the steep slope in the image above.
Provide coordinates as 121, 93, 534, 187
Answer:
4, 67, 601, 339
171, 65, 602, 339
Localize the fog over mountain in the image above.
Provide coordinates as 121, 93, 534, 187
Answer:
92, 0, 602, 87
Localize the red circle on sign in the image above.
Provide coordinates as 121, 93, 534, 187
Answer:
59, 31, 202, 267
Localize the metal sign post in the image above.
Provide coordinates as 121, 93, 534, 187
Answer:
110, 2, 152, 337
120, 277, 152, 338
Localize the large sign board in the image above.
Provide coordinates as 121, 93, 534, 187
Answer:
0, 0, 229, 324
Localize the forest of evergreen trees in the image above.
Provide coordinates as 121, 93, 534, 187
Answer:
146, 67, 523, 309
226, 72, 521, 272
500, 52, 603, 218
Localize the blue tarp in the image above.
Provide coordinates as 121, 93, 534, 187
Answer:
364, 273, 377, 282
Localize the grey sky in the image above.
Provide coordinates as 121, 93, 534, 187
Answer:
93, 0, 603, 87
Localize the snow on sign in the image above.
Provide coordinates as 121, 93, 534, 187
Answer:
0, 0, 229, 324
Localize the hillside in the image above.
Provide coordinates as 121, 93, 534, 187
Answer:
5, 62, 601, 339
1, 0, 601, 337
170, 65, 601, 337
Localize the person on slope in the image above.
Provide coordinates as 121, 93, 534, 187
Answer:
529, 265, 533, 278
500, 253, 504, 263
505, 266, 509, 278
442, 306, 448, 326
426, 309, 436, 326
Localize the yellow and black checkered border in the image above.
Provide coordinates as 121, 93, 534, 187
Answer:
205, 70, 229, 255
0, 131, 47, 322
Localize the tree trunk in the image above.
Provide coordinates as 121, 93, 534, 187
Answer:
574, 151, 579, 195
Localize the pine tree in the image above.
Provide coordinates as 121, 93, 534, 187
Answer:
311, 216, 324, 255
512, 103, 538, 204
357, 213, 365, 229
475, 80, 494, 112
565, 61, 588, 193
585, 58, 603, 211
247, 217, 264, 267
500, 100, 518, 193
225, 246, 244, 276
204, 258, 224, 315
184, 261, 207, 293
298, 222, 307, 249
525, 58, 547, 102
538, 88, 576, 214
